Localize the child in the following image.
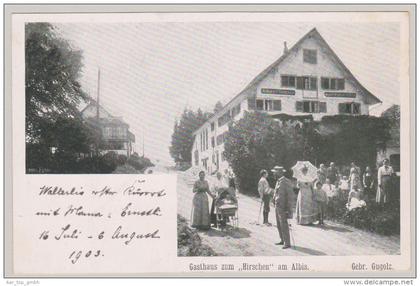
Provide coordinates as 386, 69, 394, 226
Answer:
322, 178, 337, 198
339, 175, 350, 199
347, 185, 366, 211
314, 181, 328, 225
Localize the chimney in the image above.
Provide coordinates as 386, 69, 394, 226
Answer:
283, 41, 288, 54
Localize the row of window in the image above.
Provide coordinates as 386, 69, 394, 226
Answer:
102, 126, 126, 139
296, 101, 327, 113
249, 98, 361, 115
256, 99, 282, 111
199, 103, 241, 152
281, 75, 345, 91
217, 103, 241, 127
200, 128, 209, 152
194, 150, 226, 168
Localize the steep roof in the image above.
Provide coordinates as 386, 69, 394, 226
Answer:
193, 28, 382, 136
240, 28, 381, 105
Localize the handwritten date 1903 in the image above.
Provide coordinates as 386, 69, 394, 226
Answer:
68, 249, 102, 264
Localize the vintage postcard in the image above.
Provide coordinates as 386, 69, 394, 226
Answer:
4, 4, 416, 278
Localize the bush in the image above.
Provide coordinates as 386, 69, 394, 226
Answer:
101, 151, 126, 171
76, 152, 127, 174
112, 164, 142, 174
327, 197, 400, 235
127, 153, 154, 171
175, 162, 192, 171
224, 112, 306, 196
326, 195, 347, 220
177, 215, 217, 256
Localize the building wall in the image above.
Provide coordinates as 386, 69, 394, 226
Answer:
192, 96, 250, 174
254, 36, 369, 120
192, 36, 372, 174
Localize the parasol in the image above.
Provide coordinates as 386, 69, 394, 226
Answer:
292, 161, 318, 183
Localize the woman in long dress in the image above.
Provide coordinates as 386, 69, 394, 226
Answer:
376, 159, 394, 204
349, 162, 363, 191
191, 171, 215, 230
295, 180, 317, 225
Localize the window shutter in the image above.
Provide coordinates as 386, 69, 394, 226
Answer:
296, 77, 304, 89
296, 101, 304, 112
281, 76, 288, 87
353, 103, 361, 114
319, 102, 327, 113
310, 77, 317, 90
273, 100, 282, 111
256, 100, 264, 111
338, 103, 346, 114
321, 78, 329, 89
337, 79, 345, 90
247, 98, 256, 110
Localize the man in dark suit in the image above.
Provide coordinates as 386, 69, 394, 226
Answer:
272, 166, 294, 249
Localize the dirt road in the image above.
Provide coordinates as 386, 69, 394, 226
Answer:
177, 170, 400, 256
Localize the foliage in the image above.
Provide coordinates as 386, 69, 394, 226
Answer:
25, 23, 87, 142
223, 112, 306, 196
127, 152, 154, 171
325, 190, 400, 235
213, 101, 224, 114
112, 164, 142, 174
169, 108, 212, 164
177, 215, 217, 256
25, 23, 99, 173
342, 201, 400, 235
308, 115, 391, 167
26, 116, 100, 173
326, 195, 348, 220
175, 162, 193, 171
223, 112, 392, 196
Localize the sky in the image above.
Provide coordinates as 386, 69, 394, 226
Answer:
55, 21, 400, 166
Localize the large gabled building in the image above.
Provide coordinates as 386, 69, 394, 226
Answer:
191, 28, 381, 174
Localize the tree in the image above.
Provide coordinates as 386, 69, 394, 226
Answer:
26, 116, 99, 173
224, 111, 306, 195
25, 23, 95, 173
213, 101, 223, 114
223, 112, 391, 196
25, 23, 87, 142
169, 108, 211, 164
310, 115, 391, 169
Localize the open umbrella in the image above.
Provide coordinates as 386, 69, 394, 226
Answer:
292, 161, 317, 183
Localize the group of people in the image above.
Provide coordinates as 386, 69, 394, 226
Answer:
315, 160, 396, 208
258, 165, 327, 248
190, 170, 237, 230
256, 159, 396, 248
190, 158, 396, 250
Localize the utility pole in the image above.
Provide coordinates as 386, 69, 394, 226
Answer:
142, 131, 145, 158
95, 68, 101, 157
96, 68, 101, 120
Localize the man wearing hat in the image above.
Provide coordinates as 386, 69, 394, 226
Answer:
272, 166, 294, 249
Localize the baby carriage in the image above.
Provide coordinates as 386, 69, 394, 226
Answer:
213, 187, 239, 229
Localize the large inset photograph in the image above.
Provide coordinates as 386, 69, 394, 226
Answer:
25, 21, 400, 257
